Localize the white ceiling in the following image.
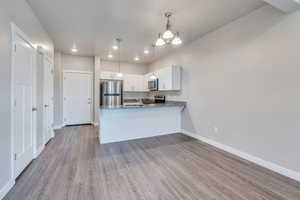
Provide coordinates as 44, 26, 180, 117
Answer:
263, 0, 300, 12
27, 0, 265, 64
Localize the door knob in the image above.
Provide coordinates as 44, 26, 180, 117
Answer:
32, 107, 37, 112
44, 105, 49, 107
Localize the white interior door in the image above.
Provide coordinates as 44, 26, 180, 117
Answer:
43, 57, 54, 144
64, 71, 93, 125
13, 34, 35, 178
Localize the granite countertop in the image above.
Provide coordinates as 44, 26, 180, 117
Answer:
100, 101, 186, 110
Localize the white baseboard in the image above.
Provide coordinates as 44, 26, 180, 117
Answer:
182, 129, 300, 183
53, 124, 64, 130
0, 179, 15, 200
35, 145, 45, 158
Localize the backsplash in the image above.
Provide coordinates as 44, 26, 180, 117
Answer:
123, 91, 182, 101
148, 91, 182, 101
123, 92, 150, 100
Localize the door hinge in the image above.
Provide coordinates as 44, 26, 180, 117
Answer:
14, 153, 17, 160
14, 44, 17, 52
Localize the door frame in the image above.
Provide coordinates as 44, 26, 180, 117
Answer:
10, 23, 37, 180
43, 55, 55, 145
63, 70, 93, 126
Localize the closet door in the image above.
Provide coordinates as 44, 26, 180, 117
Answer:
13, 33, 35, 178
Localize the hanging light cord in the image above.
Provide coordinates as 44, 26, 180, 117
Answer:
118, 41, 120, 73
152, 44, 156, 58
116, 38, 121, 73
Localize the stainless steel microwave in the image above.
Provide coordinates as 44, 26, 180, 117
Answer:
148, 78, 158, 91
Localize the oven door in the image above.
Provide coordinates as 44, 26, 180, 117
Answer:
148, 79, 158, 91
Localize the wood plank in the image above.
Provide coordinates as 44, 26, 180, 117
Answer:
4, 125, 300, 200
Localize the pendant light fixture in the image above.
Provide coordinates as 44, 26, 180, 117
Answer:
171, 32, 182, 45
155, 33, 166, 47
71, 44, 78, 53
162, 12, 174, 40
155, 12, 182, 47
149, 44, 157, 80
115, 38, 123, 78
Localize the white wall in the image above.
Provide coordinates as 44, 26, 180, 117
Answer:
54, 57, 149, 126
53, 53, 94, 127
62, 53, 94, 72
101, 60, 148, 74
0, 0, 53, 197
148, 5, 300, 173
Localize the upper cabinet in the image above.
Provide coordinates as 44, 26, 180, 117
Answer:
100, 71, 148, 92
99, 66, 181, 92
157, 66, 181, 91
123, 74, 147, 92
100, 71, 123, 80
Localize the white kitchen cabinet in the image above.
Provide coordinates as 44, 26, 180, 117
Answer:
100, 67, 181, 92
157, 66, 181, 91
123, 74, 147, 92
100, 71, 123, 80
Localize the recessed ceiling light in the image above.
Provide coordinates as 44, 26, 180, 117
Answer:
112, 45, 119, 50
108, 53, 113, 58
71, 48, 78, 53
144, 49, 149, 54
134, 56, 140, 61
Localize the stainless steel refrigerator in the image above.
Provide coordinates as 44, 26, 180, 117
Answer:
100, 80, 123, 106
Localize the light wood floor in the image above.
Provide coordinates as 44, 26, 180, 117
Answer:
5, 125, 300, 200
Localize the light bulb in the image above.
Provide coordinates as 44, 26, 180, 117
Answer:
116, 72, 123, 78
155, 38, 165, 47
144, 49, 149, 54
162, 30, 174, 40
108, 54, 113, 58
155, 33, 166, 47
172, 32, 182, 45
134, 56, 140, 61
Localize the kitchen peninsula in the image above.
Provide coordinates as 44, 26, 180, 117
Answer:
99, 101, 186, 144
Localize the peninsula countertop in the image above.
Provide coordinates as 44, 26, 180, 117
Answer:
100, 101, 186, 110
